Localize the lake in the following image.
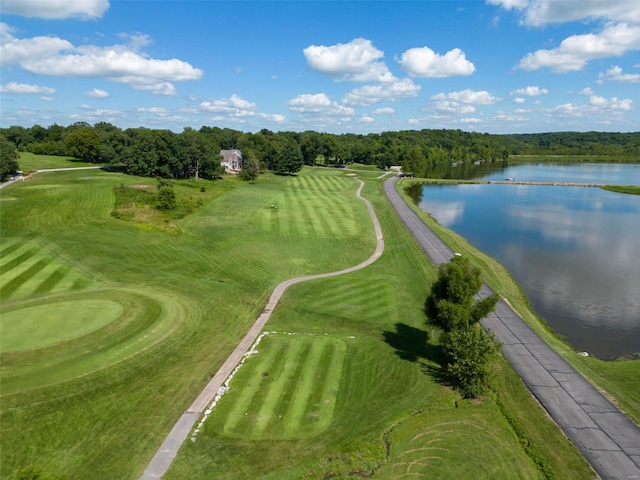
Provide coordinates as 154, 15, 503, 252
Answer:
408, 163, 640, 359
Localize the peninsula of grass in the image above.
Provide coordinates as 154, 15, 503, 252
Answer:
601, 184, 640, 195
1, 167, 593, 479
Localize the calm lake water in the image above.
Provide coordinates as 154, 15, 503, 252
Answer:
408, 163, 640, 359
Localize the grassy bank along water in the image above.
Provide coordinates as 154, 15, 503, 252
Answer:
397, 177, 640, 425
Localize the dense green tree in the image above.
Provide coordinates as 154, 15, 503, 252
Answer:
426, 256, 494, 331
0, 134, 21, 180
444, 325, 501, 398
64, 126, 100, 162
426, 255, 501, 398
273, 137, 303, 175
179, 127, 221, 179
238, 151, 261, 181
401, 145, 427, 177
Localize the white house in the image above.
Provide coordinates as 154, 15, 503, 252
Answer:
220, 149, 242, 173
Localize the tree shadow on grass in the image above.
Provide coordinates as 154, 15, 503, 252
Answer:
382, 323, 449, 385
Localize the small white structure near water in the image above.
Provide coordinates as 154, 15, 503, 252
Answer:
220, 149, 242, 173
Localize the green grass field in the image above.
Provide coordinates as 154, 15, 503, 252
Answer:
210, 333, 346, 440
0, 166, 594, 479
16, 152, 100, 172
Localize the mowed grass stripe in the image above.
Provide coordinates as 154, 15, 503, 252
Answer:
6, 261, 65, 299
221, 341, 284, 435
0, 241, 25, 259
291, 177, 353, 238
253, 339, 311, 436
289, 183, 326, 237
32, 267, 69, 296
222, 338, 291, 436
258, 339, 317, 436
284, 339, 329, 435
283, 189, 307, 237
0, 258, 50, 299
0, 249, 38, 275
302, 339, 346, 433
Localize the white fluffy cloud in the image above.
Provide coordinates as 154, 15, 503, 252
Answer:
429, 89, 502, 115
490, 1, 640, 72
0, 26, 73, 66
489, 0, 640, 27
518, 23, 640, 72
1, 0, 109, 20
598, 65, 640, 83
511, 85, 548, 96
342, 78, 420, 106
372, 107, 395, 115
550, 94, 633, 119
303, 38, 394, 82
85, 88, 110, 98
0, 82, 56, 94
288, 93, 354, 116
398, 46, 475, 78
1, 26, 202, 95
200, 94, 257, 116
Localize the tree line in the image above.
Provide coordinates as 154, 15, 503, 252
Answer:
2, 122, 639, 181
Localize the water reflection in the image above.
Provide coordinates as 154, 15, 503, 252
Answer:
411, 164, 640, 359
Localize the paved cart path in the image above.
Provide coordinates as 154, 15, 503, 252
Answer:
384, 176, 640, 480
140, 179, 384, 479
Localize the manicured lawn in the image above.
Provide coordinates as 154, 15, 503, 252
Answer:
0, 167, 593, 479
17, 152, 99, 172
1, 299, 122, 352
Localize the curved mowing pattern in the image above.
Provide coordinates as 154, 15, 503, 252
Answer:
0, 240, 94, 301
379, 415, 539, 479
0, 288, 181, 394
211, 334, 347, 440
253, 176, 358, 238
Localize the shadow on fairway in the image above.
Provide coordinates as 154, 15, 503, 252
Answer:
382, 323, 448, 384
383, 322, 441, 361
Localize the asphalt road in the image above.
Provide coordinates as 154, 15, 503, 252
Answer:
384, 175, 640, 480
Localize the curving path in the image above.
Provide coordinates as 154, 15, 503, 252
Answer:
384, 176, 640, 480
140, 179, 384, 479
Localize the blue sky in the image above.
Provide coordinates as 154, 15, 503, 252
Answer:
1, 0, 639, 134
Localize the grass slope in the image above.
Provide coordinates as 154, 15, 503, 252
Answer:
0, 168, 593, 480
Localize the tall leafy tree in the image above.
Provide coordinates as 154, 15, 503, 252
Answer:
273, 137, 303, 175
426, 255, 501, 397
401, 145, 427, 177
0, 134, 20, 180
64, 126, 100, 162
238, 150, 260, 181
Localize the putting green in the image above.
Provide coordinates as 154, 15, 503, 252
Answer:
0, 299, 124, 353
1, 288, 183, 394
210, 334, 347, 440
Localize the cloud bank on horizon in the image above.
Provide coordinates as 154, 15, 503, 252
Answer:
1, 0, 638, 133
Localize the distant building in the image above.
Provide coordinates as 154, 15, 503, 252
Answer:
220, 149, 242, 173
